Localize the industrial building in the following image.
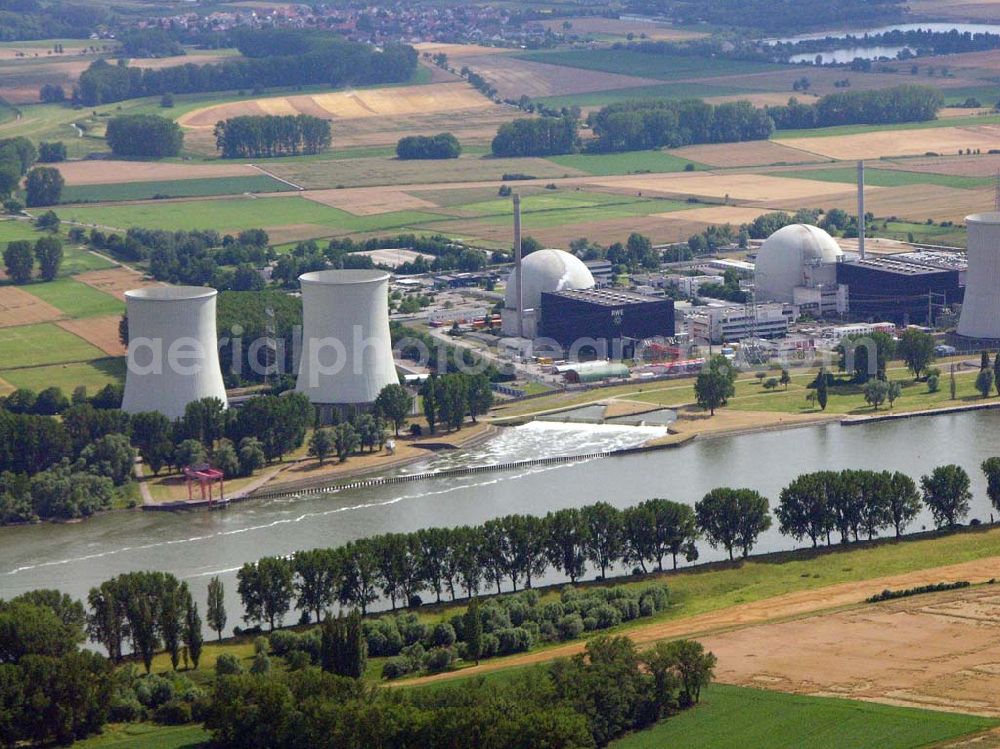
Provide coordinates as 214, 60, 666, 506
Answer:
501, 248, 596, 338
539, 288, 675, 357
296, 269, 399, 417
958, 213, 1000, 339
686, 302, 793, 345
836, 255, 964, 325
121, 286, 228, 420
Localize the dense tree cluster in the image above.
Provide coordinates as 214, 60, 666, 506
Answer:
767, 85, 943, 129
418, 372, 494, 434
0, 590, 111, 746
395, 132, 461, 160
75, 35, 417, 106
105, 114, 184, 158
2, 235, 63, 283
623, 0, 903, 34
119, 28, 184, 58
37, 140, 66, 163
589, 99, 773, 152
491, 115, 579, 157
214, 115, 331, 158
0, 0, 109, 41
206, 635, 714, 749
24, 164, 63, 206
0, 136, 36, 198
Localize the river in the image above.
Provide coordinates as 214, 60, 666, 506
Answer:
3, 410, 1000, 629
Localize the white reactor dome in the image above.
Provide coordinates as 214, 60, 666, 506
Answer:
755, 223, 843, 303
504, 249, 595, 312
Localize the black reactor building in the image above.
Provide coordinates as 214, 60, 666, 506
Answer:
540, 288, 675, 356
836, 254, 964, 325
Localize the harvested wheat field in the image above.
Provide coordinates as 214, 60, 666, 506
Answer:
702, 585, 1000, 717
263, 224, 332, 244
133, 53, 242, 70
819, 184, 992, 224
779, 125, 1000, 161
413, 42, 514, 58
56, 315, 125, 356
302, 188, 438, 215
880, 153, 1000, 177
56, 160, 258, 186
75, 268, 163, 301
670, 140, 824, 167
654, 205, 778, 226
458, 54, 659, 99
0, 287, 62, 328
590, 172, 864, 203
179, 82, 493, 130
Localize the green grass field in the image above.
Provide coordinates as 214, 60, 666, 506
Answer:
536, 80, 770, 109
774, 112, 1000, 139
59, 195, 443, 235
547, 150, 704, 176
0, 357, 124, 392
60, 175, 297, 204
785, 166, 991, 190
0, 218, 44, 244
75, 723, 209, 749
880, 220, 966, 247
611, 685, 996, 749
0, 322, 105, 369
517, 49, 781, 81
60, 245, 118, 275
24, 277, 123, 318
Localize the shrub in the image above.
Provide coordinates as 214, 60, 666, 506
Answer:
365, 618, 404, 657
590, 603, 623, 630
215, 653, 243, 675
480, 633, 499, 658
268, 629, 299, 657
250, 652, 271, 674
109, 697, 144, 723
254, 636, 269, 655
135, 675, 174, 709
397, 614, 427, 646
424, 647, 454, 673
538, 601, 565, 623
154, 700, 192, 725
497, 627, 533, 655
431, 622, 456, 648
286, 650, 311, 671
382, 657, 411, 680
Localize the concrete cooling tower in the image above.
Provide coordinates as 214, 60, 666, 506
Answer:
295, 269, 398, 410
957, 213, 1000, 339
121, 286, 228, 420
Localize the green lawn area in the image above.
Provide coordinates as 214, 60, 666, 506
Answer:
450, 191, 691, 228
784, 166, 991, 190
0, 357, 124, 393
60, 175, 297, 204
0, 322, 105, 369
612, 685, 996, 749
880, 220, 966, 247
59, 195, 442, 235
60, 245, 119, 275
75, 723, 209, 749
629, 365, 986, 416
774, 113, 1000, 139
0, 218, 43, 244
517, 49, 781, 81
24, 277, 123, 318
536, 80, 770, 109
547, 150, 704, 176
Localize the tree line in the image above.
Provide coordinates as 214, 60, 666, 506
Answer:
2, 234, 63, 283
491, 114, 580, 157
766, 85, 942, 129
214, 114, 331, 159
106, 114, 184, 159
588, 98, 774, 152
74, 37, 417, 106
395, 132, 461, 160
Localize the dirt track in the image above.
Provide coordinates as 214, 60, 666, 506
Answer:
401, 556, 1000, 688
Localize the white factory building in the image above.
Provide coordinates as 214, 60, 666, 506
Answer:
686, 302, 794, 344
754, 224, 848, 316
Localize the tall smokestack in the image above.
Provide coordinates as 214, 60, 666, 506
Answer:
513, 193, 523, 337
857, 160, 866, 259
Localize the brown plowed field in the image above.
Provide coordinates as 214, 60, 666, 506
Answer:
56, 160, 257, 186
818, 184, 993, 223
703, 585, 1000, 716
302, 188, 439, 215
590, 172, 866, 202
75, 268, 162, 301
458, 54, 660, 99
401, 555, 1000, 689
881, 153, 1000, 177
56, 315, 125, 356
671, 140, 821, 167
0, 287, 63, 328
